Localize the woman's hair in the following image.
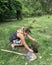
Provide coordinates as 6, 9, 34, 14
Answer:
23, 27, 31, 33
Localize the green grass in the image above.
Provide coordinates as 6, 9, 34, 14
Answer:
0, 15, 52, 65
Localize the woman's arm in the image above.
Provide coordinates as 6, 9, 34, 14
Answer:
19, 34, 33, 52
27, 34, 37, 43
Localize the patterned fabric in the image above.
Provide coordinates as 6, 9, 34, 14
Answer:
13, 39, 21, 44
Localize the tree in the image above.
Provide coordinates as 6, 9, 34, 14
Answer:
0, 0, 22, 22
13, 0, 22, 20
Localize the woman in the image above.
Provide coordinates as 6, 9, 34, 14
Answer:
9, 27, 37, 52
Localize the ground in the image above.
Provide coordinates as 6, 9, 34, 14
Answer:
0, 15, 52, 65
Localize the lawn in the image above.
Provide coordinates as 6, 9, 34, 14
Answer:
0, 15, 52, 65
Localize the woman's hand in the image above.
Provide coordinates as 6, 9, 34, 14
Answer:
29, 49, 33, 52
27, 34, 37, 43
32, 39, 37, 43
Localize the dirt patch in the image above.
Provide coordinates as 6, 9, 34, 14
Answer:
38, 32, 52, 39
43, 34, 52, 39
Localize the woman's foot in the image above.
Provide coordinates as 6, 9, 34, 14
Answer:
11, 44, 15, 50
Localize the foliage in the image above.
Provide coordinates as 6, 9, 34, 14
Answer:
21, 0, 52, 16
0, 0, 52, 21
39, 0, 52, 14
